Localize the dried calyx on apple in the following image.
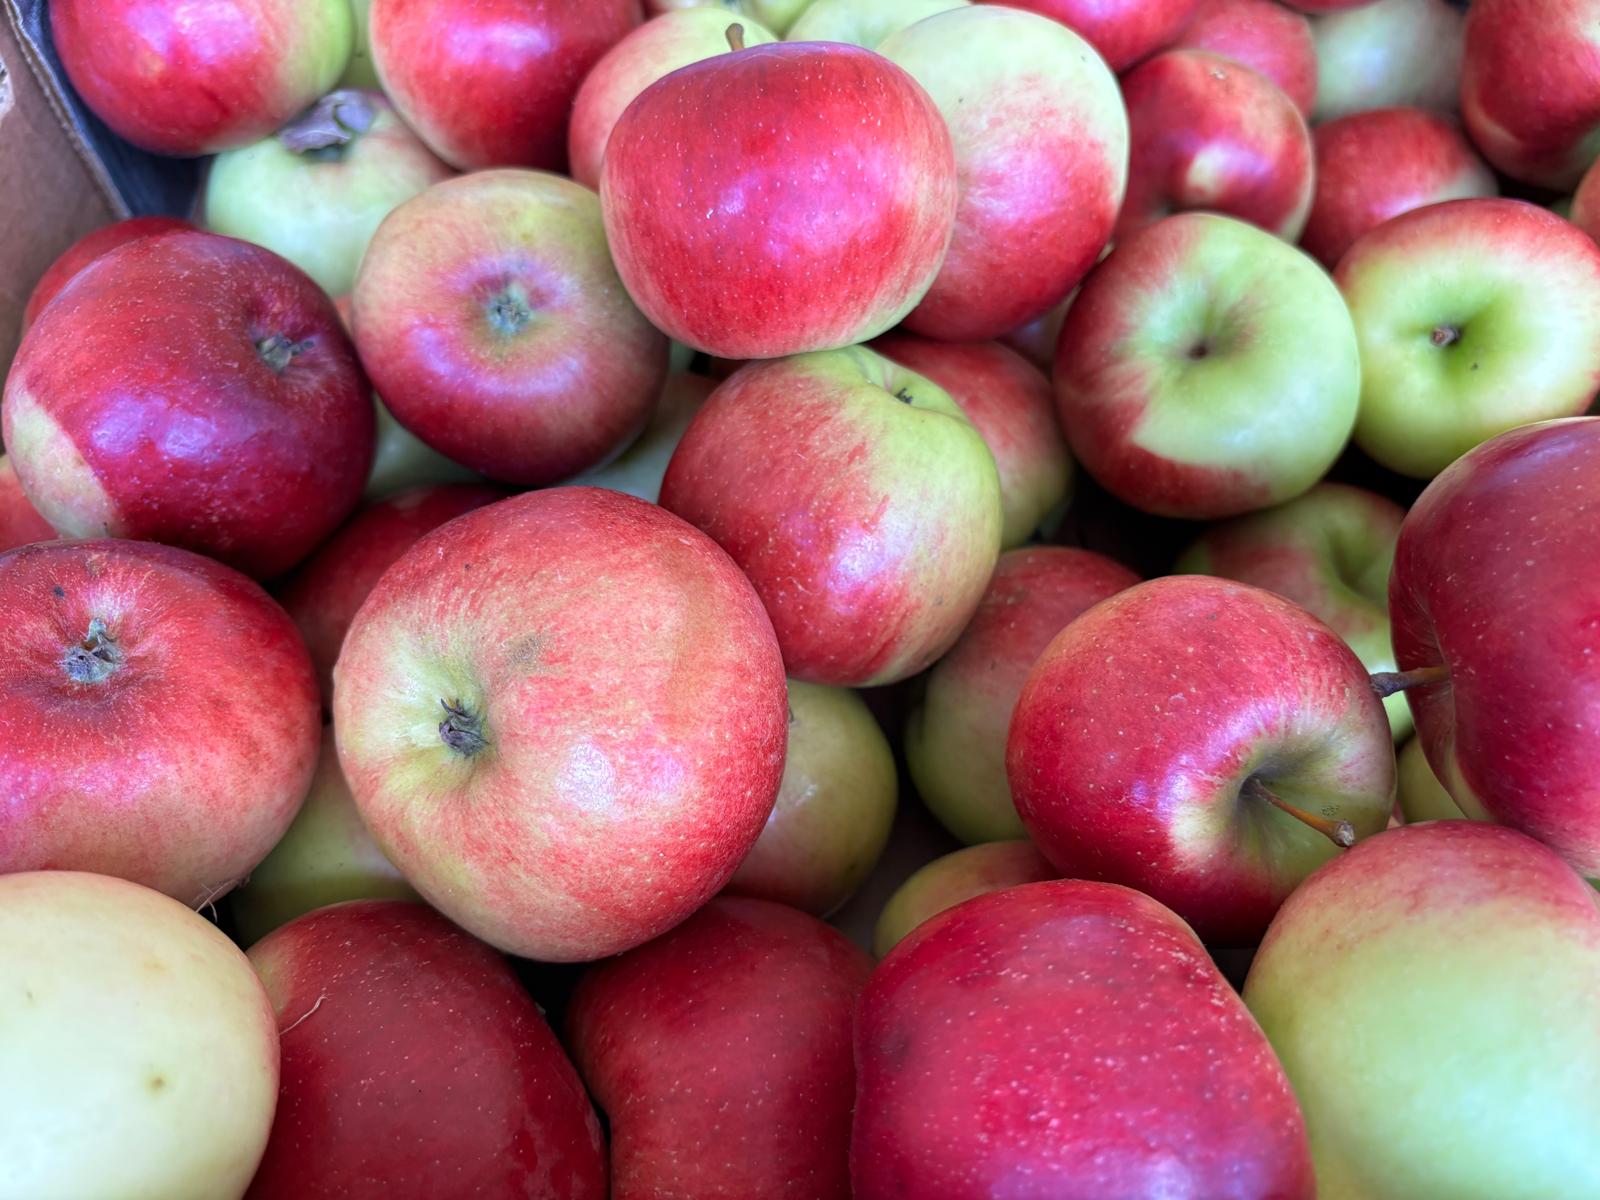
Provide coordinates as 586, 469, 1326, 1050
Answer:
438, 698, 488, 757
278, 90, 377, 159
61, 617, 124, 684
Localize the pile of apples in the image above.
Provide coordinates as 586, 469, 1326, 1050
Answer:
4, 0, 1600, 1195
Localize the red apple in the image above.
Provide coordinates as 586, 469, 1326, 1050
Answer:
1118, 50, 1314, 242
0, 456, 54, 553
1008, 576, 1396, 944
879, 6, 1128, 342
1311, 0, 1464, 121
1570, 152, 1600, 244
600, 38, 957, 359
660, 347, 1002, 687
999, 294, 1073, 373
854, 880, 1315, 1197
1461, 0, 1600, 189
352, 170, 666, 486
369, 0, 642, 171
247, 900, 606, 1198
21, 216, 193, 334
568, 896, 871, 1200
333, 487, 788, 961
51, 0, 352, 156
1170, 0, 1316, 116
4, 230, 373, 580
872, 840, 1057, 956
0, 539, 319, 906
277, 483, 506, 707
1300, 107, 1496, 268
976, 0, 1199, 72
1391, 418, 1600, 878
873, 334, 1073, 548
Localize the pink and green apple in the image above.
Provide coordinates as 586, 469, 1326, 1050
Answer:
0, 456, 54, 553
787, 0, 970, 46
1170, 0, 1316, 116
645, 0, 812, 32
872, 840, 1056, 957
1311, 0, 1464, 121
976, 0, 1198, 72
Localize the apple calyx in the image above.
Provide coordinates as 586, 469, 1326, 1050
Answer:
893, 387, 914, 405
726, 23, 747, 52
277, 90, 377, 157
1242, 775, 1356, 848
61, 617, 124, 684
486, 285, 535, 338
438, 698, 488, 758
1370, 663, 1450, 698
1430, 324, 1462, 348
256, 334, 310, 374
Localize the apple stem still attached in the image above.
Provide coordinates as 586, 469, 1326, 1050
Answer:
1242, 776, 1357, 848
1370, 663, 1451, 699
727, 23, 746, 51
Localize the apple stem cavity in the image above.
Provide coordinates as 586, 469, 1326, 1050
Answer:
1242, 776, 1356, 849
439, 698, 488, 758
61, 617, 125, 684
277, 90, 377, 157
256, 334, 310, 373
1370, 664, 1451, 698
1430, 324, 1462, 348
725, 23, 747, 52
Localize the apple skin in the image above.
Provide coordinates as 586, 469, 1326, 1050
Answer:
1170, 0, 1316, 116
872, 840, 1057, 957
1391, 418, 1600, 877
1337, 199, 1600, 480
370, 0, 641, 171
854, 880, 1315, 1198
1055, 212, 1360, 520
1000, 294, 1073, 373
4, 230, 373, 580
975, 0, 1198, 72
1311, 0, 1463, 121
645, 0, 811, 32
1118, 50, 1314, 243
1570, 152, 1600, 246
1300, 107, 1495, 269
1462, 0, 1600, 190
0, 872, 279, 1200
562, 372, 717, 503
568, 10, 779, 191
724, 680, 898, 917
1396, 735, 1462, 823
1175, 482, 1413, 737
906, 546, 1139, 845
568, 896, 871, 1200
339, 0, 379, 88
333, 487, 789, 962
21, 216, 194, 334
246, 900, 607, 1199
600, 42, 958, 360
204, 90, 454, 298
277, 483, 506, 707
0, 539, 320, 906
0, 455, 55, 553
50, 0, 351, 157
879, 6, 1128, 342
1009, 576, 1396, 946
873, 334, 1073, 548
353, 170, 667, 487
660, 347, 1002, 688
1244, 822, 1600, 1198
787, 0, 971, 47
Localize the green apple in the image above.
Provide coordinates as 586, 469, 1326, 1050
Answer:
1311, 0, 1464, 121
1396, 735, 1464, 823
338, 0, 379, 89
873, 840, 1055, 957
366, 397, 481, 499
646, 0, 813, 34
1245, 821, 1600, 1198
563, 373, 715, 502
787, 0, 968, 47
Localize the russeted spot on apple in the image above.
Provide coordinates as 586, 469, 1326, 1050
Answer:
61, 616, 124, 684
437, 697, 488, 758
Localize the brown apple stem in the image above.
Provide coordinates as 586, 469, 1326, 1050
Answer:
439, 698, 488, 758
1370, 664, 1451, 699
278, 89, 377, 154
61, 617, 124, 684
1242, 776, 1355, 848
725, 22, 747, 52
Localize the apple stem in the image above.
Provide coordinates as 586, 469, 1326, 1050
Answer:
1370, 664, 1450, 699
726, 22, 746, 52
439, 698, 488, 758
61, 617, 124, 684
1430, 325, 1461, 348
1242, 776, 1356, 848
278, 89, 377, 155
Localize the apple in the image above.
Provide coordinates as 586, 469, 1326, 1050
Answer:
1390, 418, 1600, 877
0, 539, 319, 906
1174, 482, 1413, 736
277, 482, 505, 706
879, 6, 1128, 342
0, 455, 55, 553
724, 680, 898, 916
1462, 0, 1600, 190
569, 10, 780, 191
1300, 107, 1496, 269
1570, 151, 1600, 245
646, 0, 812, 32
660, 347, 1002, 687
1244, 822, 1600, 1197
568, 896, 871, 1200
352, 170, 668, 486
204, 90, 453, 298
333, 487, 788, 961
906, 546, 1139, 845
1055, 212, 1360, 519
1118, 50, 1314, 242
873, 334, 1073, 548
0, 872, 278, 1200
1337, 199, 1600, 480
561, 372, 716, 502
1009, 576, 1396, 945
600, 36, 958, 359
855, 880, 1315, 1197
339, 0, 379, 88
21, 216, 193, 335
246, 900, 607, 1198
230, 729, 416, 946
788, 0, 971, 47
369, 0, 641, 171
873, 840, 1056, 956
1311, 0, 1464, 121
1396, 736, 1463, 824
1170, 0, 1316, 116
976, 0, 1198, 72
5, 230, 373, 579
1000, 294, 1073, 373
